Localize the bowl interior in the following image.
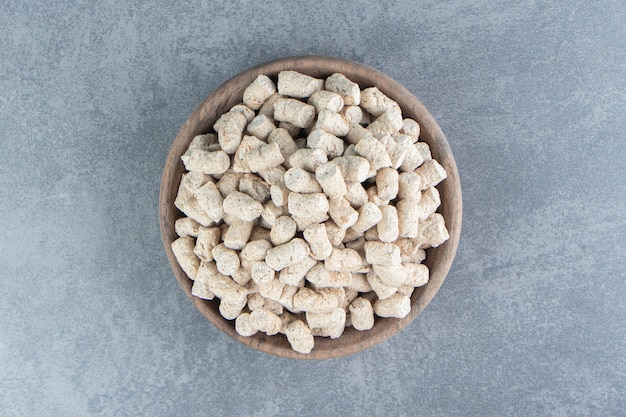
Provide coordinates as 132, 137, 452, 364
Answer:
159, 56, 462, 359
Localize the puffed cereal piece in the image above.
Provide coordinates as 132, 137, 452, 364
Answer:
191, 270, 215, 300
305, 263, 352, 288
288, 148, 328, 172
307, 129, 345, 158
267, 128, 298, 168
314, 110, 350, 137
247, 142, 285, 173
328, 197, 359, 230
232, 267, 252, 286
216, 171, 243, 198
307, 90, 344, 113
279, 256, 317, 286
415, 159, 447, 189
248, 292, 284, 314
273, 98, 316, 128
349, 297, 375, 331
174, 173, 215, 227
171, 237, 200, 280
349, 202, 383, 235
396, 238, 426, 264
183, 133, 216, 156
287, 192, 329, 220
400, 118, 420, 142
175, 217, 201, 238
403, 263, 429, 287
260, 200, 288, 229
396, 198, 420, 238
251, 261, 276, 285
247, 114, 276, 141
249, 225, 271, 242
213, 111, 247, 154
240, 239, 272, 265
418, 212, 449, 248
193, 226, 221, 261
292, 287, 344, 313
325, 73, 360, 105
397, 171, 422, 200
181, 170, 212, 189
223, 191, 264, 222
399, 144, 425, 172
306, 308, 346, 339
229, 104, 255, 123
380, 134, 411, 169
258, 165, 287, 187
315, 162, 347, 199
265, 238, 311, 271
366, 108, 403, 139
343, 181, 369, 208
360, 87, 400, 117
284, 167, 322, 193
377, 205, 399, 243
345, 122, 374, 145
374, 294, 411, 318
347, 272, 372, 293
235, 312, 258, 337
238, 173, 270, 203
365, 270, 397, 300
332, 156, 370, 183
269, 185, 290, 207
258, 93, 284, 121
376, 167, 399, 201
324, 248, 363, 272
223, 219, 253, 250
285, 320, 315, 354
212, 243, 240, 276
292, 214, 330, 232
249, 309, 283, 336
414, 142, 432, 161
270, 215, 297, 246
416, 187, 441, 220
200, 263, 247, 302
324, 220, 346, 246
195, 181, 225, 223
303, 223, 333, 261
355, 133, 392, 170
372, 264, 406, 287
364, 241, 402, 266
256, 282, 299, 311
232, 135, 265, 173
277, 70, 324, 98
219, 293, 248, 320
243, 74, 276, 110
366, 186, 389, 207
181, 148, 230, 175
340, 105, 365, 125
278, 311, 297, 333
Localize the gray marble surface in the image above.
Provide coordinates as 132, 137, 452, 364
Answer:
1, 1, 624, 416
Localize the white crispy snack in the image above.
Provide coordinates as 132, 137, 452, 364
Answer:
172, 71, 449, 353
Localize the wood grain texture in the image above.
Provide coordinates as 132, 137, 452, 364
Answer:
159, 56, 462, 359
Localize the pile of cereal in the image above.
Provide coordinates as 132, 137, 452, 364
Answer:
171, 70, 449, 353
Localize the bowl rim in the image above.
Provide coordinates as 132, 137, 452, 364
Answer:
159, 55, 462, 359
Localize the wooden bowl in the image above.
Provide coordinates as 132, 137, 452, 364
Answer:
160, 56, 462, 359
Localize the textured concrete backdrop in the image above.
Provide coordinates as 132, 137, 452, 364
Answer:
1, 1, 624, 416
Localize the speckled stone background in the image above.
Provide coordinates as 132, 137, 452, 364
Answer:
1, 1, 624, 416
